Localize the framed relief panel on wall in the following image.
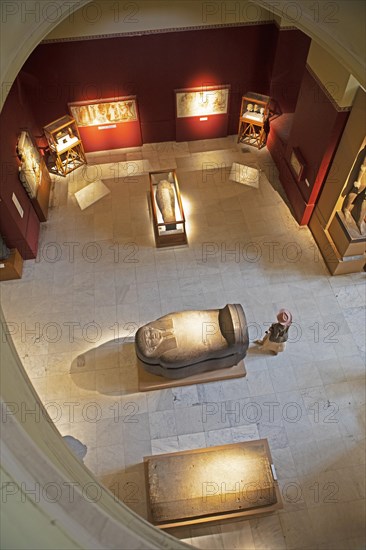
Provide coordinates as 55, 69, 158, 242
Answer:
69, 98, 138, 127
289, 147, 306, 182
16, 130, 52, 221
68, 96, 142, 152
176, 86, 229, 118
175, 85, 230, 142
16, 131, 42, 199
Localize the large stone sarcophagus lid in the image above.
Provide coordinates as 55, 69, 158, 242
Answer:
135, 304, 249, 378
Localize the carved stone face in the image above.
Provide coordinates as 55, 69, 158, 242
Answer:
143, 326, 165, 353
136, 321, 177, 358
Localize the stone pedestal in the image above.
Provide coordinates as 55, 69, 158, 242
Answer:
310, 211, 366, 275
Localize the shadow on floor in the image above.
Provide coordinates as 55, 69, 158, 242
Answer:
70, 337, 139, 395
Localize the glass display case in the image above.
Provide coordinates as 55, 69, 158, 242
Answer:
16, 130, 52, 221
149, 170, 187, 248
43, 115, 86, 176
16, 131, 42, 198
237, 92, 271, 149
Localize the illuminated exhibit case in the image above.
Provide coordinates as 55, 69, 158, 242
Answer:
16, 130, 51, 221
175, 85, 230, 142
17, 131, 42, 198
237, 92, 270, 149
149, 170, 187, 248
43, 115, 86, 176
68, 96, 142, 152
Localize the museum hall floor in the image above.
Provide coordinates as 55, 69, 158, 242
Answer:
1, 135, 365, 549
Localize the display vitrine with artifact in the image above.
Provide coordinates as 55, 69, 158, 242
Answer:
237, 92, 270, 149
341, 146, 366, 236
16, 130, 51, 221
326, 142, 366, 275
149, 170, 187, 248
43, 115, 86, 176
16, 131, 42, 198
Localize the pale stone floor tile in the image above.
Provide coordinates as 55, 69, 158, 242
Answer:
258, 422, 288, 450
313, 357, 347, 385
324, 380, 356, 410
189, 525, 225, 549
307, 503, 351, 545
95, 443, 125, 476
277, 477, 307, 513
5, 137, 365, 550
284, 413, 314, 445
247, 369, 275, 397
202, 408, 232, 432
178, 432, 206, 451
172, 385, 200, 408
66, 419, 97, 449
292, 361, 323, 389
175, 404, 205, 435
149, 409, 177, 439
271, 447, 297, 480
250, 514, 286, 549
311, 393, 343, 429
337, 404, 366, 441
197, 380, 226, 403
349, 378, 366, 406
220, 520, 255, 550
205, 427, 233, 446
230, 424, 259, 442
146, 388, 175, 412
279, 509, 318, 550
151, 436, 179, 454
268, 365, 298, 393
221, 377, 250, 401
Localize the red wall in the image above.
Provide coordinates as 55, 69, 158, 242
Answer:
270, 29, 311, 113
176, 113, 229, 142
0, 80, 40, 259
0, 22, 318, 259
279, 68, 349, 224
19, 25, 280, 147
77, 120, 142, 152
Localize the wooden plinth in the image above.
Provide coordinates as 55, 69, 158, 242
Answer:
138, 359, 246, 392
237, 120, 267, 149
154, 226, 188, 248
144, 439, 282, 529
0, 249, 23, 281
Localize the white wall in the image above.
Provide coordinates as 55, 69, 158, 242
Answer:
44, 0, 273, 40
